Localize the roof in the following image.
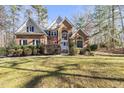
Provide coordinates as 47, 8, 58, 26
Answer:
48, 16, 63, 30
59, 17, 74, 27
48, 16, 74, 30
15, 17, 48, 36
70, 29, 89, 39
15, 32, 44, 36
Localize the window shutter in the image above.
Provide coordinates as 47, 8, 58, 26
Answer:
32, 26, 34, 32
27, 27, 29, 32
33, 40, 35, 45
19, 40, 21, 45
30, 26, 32, 31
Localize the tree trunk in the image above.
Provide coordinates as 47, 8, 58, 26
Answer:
111, 5, 115, 49
118, 5, 124, 48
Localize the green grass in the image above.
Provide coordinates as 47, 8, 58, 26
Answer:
0, 55, 124, 88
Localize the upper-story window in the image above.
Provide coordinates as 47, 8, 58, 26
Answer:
51, 31, 54, 36
49, 30, 57, 37
27, 25, 34, 32
32, 26, 34, 32
62, 30, 68, 40
54, 31, 57, 36
48, 31, 50, 36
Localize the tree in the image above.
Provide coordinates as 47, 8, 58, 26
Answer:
0, 5, 6, 30
72, 11, 94, 34
9, 5, 21, 32
92, 5, 124, 49
32, 5, 48, 29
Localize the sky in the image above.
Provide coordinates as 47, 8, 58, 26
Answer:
45, 5, 94, 25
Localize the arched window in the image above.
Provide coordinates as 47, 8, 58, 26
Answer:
76, 37, 83, 48
62, 30, 68, 40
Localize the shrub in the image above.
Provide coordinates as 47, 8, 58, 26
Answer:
90, 44, 98, 51
7, 49, 15, 56
37, 44, 44, 54
69, 47, 75, 55
80, 48, 90, 55
0, 47, 6, 56
13, 45, 22, 50
16, 49, 23, 56
23, 48, 32, 56
27, 45, 38, 55
32, 48, 38, 55
100, 43, 106, 48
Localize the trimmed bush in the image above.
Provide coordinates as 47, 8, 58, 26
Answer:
90, 44, 98, 51
27, 45, 38, 55
37, 44, 44, 54
16, 49, 23, 56
32, 48, 38, 55
7, 49, 15, 56
23, 48, 32, 56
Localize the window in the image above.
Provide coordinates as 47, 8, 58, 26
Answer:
33, 40, 35, 45
23, 40, 27, 45
33, 39, 40, 46
54, 32, 56, 36
62, 30, 68, 40
51, 31, 54, 36
48, 31, 50, 36
32, 26, 34, 32
36, 40, 40, 46
63, 42, 66, 46
77, 37, 83, 48
27, 27, 29, 32
62, 42, 67, 46
30, 26, 32, 31
27, 26, 34, 32
19, 40, 27, 45
19, 40, 21, 45
77, 41, 83, 48
50, 31, 57, 36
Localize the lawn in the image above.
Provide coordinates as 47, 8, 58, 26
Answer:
0, 55, 124, 88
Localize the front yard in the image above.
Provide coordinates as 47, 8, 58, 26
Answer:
0, 56, 124, 88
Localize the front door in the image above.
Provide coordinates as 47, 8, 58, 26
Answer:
61, 40, 69, 53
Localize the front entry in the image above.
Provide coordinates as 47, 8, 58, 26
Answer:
61, 30, 69, 54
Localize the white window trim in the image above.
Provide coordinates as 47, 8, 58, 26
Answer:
20, 39, 27, 45
27, 25, 34, 32
33, 39, 40, 46
76, 36, 84, 48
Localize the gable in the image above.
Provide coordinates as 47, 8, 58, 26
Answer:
70, 29, 89, 39
59, 18, 73, 29
15, 17, 47, 36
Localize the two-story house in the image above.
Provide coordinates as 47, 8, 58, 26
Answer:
15, 16, 89, 54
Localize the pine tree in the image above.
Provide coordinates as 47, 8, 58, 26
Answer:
9, 5, 21, 32
32, 5, 48, 29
